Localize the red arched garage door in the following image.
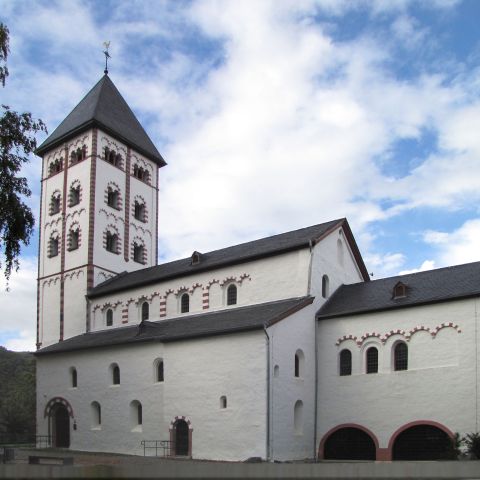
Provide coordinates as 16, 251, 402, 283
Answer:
323, 427, 376, 460
392, 424, 452, 460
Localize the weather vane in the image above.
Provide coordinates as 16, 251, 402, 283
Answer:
103, 41, 111, 75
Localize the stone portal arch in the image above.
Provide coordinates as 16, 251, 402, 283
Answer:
169, 416, 193, 457
44, 397, 74, 448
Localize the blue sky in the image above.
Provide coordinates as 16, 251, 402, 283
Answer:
1, 0, 480, 351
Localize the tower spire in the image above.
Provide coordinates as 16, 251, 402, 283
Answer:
103, 41, 111, 75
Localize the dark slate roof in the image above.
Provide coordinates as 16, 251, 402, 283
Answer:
36, 296, 313, 356
317, 261, 480, 319
36, 75, 166, 166
89, 218, 369, 299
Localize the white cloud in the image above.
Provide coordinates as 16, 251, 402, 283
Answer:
399, 259, 436, 275
0, 0, 478, 346
0, 257, 37, 352
422, 219, 480, 267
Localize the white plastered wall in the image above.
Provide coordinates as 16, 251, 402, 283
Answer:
36, 330, 267, 461
268, 303, 317, 461
309, 226, 365, 309
90, 249, 311, 330
316, 297, 480, 455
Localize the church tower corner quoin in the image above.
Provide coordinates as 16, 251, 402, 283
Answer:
35, 74, 166, 349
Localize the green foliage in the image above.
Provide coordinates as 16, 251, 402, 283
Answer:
0, 23, 47, 283
0, 346, 36, 435
464, 432, 480, 459
0, 23, 9, 87
446, 432, 463, 460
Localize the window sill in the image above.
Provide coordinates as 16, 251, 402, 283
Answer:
110, 384, 120, 388
131, 426, 143, 433
91, 426, 102, 431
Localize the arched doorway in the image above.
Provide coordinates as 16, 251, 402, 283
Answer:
392, 424, 452, 460
323, 427, 376, 460
174, 420, 189, 456
51, 404, 70, 448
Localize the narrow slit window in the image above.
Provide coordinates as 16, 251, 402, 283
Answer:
394, 342, 408, 371
366, 347, 378, 374
227, 284, 237, 305
339, 349, 352, 376
181, 293, 189, 313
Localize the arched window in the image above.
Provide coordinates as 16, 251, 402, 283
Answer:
227, 284, 237, 305
49, 158, 63, 176
105, 231, 119, 254
133, 164, 149, 183
50, 193, 61, 215
134, 201, 146, 222
273, 365, 279, 377
91, 401, 101, 427
394, 342, 408, 371
49, 236, 59, 258
337, 238, 344, 265
181, 293, 189, 313
69, 183, 81, 207
107, 188, 120, 209
339, 349, 352, 376
133, 243, 145, 264
294, 400, 303, 435
130, 400, 142, 428
106, 309, 113, 327
68, 228, 80, 251
156, 360, 164, 382
70, 367, 77, 388
220, 396, 227, 409
294, 349, 305, 378
141, 301, 149, 321
111, 364, 120, 385
366, 347, 378, 374
322, 275, 329, 298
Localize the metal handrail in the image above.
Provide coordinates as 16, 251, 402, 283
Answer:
0, 434, 51, 448
141, 440, 171, 457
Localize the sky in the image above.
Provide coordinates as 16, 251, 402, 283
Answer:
1, 0, 480, 351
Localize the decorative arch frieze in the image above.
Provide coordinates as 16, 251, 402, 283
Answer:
65, 208, 86, 221
44, 397, 75, 419
42, 276, 61, 288
98, 208, 125, 223
64, 269, 85, 282
336, 322, 462, 347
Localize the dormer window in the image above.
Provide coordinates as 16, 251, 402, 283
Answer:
191, 251, 202, 265
393, 282, 407, 299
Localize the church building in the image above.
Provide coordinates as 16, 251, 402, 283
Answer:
34, 73, 480, 462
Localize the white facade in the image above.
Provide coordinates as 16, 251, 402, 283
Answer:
35, 75, 480, 462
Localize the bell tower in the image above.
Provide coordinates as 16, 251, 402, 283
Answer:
35, 74, 166, 348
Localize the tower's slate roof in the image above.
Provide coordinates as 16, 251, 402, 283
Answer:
35, 296, 314, 355
36, 75, 166, 166
88, 218, 369, 299
317, 261, 480, 319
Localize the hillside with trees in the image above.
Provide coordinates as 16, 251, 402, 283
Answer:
0, 346, 36, 437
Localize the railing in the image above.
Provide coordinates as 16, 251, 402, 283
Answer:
0, 433, 51, 448
141, 440, 171, 457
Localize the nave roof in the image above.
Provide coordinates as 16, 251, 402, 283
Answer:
89, 218, 369, 299
36, 296, 313, 355
317, 260, 480, 319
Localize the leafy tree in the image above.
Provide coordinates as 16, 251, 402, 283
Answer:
0, 23, 47, 283
0, 346, 36, 437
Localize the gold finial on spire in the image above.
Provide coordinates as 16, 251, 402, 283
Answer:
103, 41, 111, 75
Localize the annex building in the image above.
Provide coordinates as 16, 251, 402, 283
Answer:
34, 73, 480, 462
